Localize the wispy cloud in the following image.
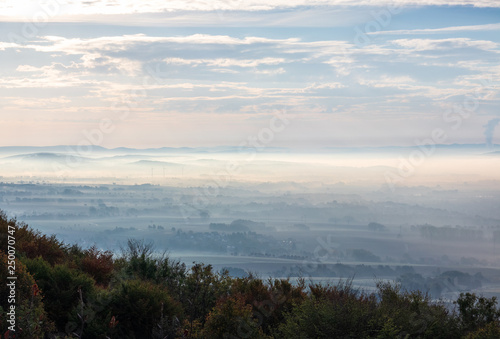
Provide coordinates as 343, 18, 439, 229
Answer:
1, 0, 499, 19
369, 23, 500, 35
1, 2, 499, 148
164, 57, 287, 68
391, 38, 499, 51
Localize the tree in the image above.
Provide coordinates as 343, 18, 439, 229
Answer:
202, 294, 263, 339
81, 246, 114, 286
275, 280, 377, 338
107, 279, 182, 339
456, 292, 500, 333
22, 257, 96, 331
182, 263, 232, 330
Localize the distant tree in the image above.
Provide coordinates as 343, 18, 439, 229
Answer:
342, 216, 355, 225
199, 210, 210, 222
348, 249, 381, 262
230, 219, 266, 231
292, 223, 309, 231
368, 222, 386, 232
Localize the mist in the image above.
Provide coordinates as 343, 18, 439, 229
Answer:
1, 144, 500, 300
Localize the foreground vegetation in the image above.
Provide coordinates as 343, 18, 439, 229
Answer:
1, 211, 499, 338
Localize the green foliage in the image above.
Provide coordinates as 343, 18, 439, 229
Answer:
456, 292, 500, 333
229, 276, 306, 335
465, 321, 500, 339
107, 279, 182, 339
0, 252, 54, 338
182, 263, 232, 326
377, 281, 460, 338
22, 257, 96, 331
275, 280, 377, 338
119, 239, 187, 292
275, 298, 344, 338
121, 239, 158, 280
376, 317, 400, 339
202, 294, 264, 339
66, 288, 112, 339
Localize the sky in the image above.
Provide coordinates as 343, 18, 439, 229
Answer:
0, 1, 499, 149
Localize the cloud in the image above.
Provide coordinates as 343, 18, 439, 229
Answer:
2, 62, 93, 88
164, 57, 286, 68
1, 0, 499, 20
255, 68, 286, 75
357, 75, 416, 89
306, 82, 346, 90
1, 26, 499, 149
391, 38, 499, 51
1, 34, 299, 56
81, 53, 142, 75
0, 42, 19, 50
369, 23, 500, 35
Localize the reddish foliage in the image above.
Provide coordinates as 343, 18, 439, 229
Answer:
33, 283, 40, 296
109, 315, 119, 329
81, 245, 114, 286
3, 222, 66, 265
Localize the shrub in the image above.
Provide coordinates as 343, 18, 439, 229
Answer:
22, 257, 96, 331
81, 246, 114, 286
456, 292, 500, 333
107, 279, 182, 339
202, 294, 263, 339
0, 253, 54, 338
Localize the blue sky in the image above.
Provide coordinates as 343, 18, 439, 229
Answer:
0, 1, 499, 148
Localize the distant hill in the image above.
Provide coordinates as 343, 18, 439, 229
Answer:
325, 143, 500, 154
0, 145, 290, 156
4, 152, 91, 164
1, 143, 498, 157
129, 160, 183, 166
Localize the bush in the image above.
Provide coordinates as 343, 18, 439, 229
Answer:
22, 257, 96, 331
81, 246, 114, 286
456, 292, 500, 333
202, 294, 263, 339
107, 279, 182, 339
0, 212, 65, 266
377, 281, 460, 338
0, 253, 54, 338
275, 280, 377, 338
